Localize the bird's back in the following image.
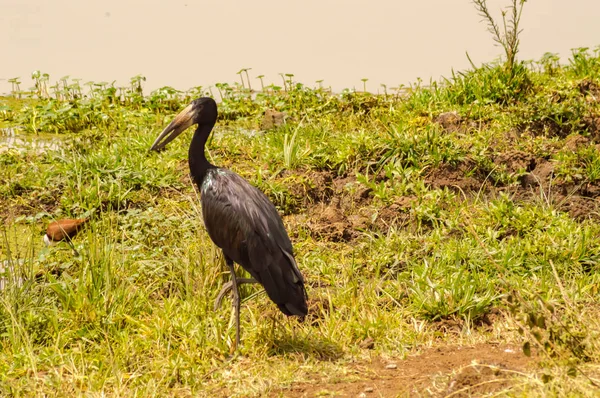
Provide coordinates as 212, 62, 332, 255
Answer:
200, 168, 308, 316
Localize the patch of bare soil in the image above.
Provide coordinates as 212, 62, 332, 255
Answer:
564, 134, 591, 151
285, 171, 413, 242
285, 170, 335, 205
579, 80, 600, 139
494, 150, 537, 175
425, 161, 485, 193
527, 119, 574, 139
523, 80, 600, 139
424, 147, 600, 220
520, 159, 555, 189
273, 343, 534, 397
579, 79, 600, 99
433, 111, 479, 134
583, 116, 600, 140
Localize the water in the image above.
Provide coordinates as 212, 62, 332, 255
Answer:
0, 127, 63, 154
1, 0, 599, 94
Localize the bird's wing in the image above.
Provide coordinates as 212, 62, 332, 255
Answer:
201, 169, 307, 316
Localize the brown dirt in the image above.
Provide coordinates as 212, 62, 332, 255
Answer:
555, 194, 599, 220
421, 148, 600, 221
564, 134, 591, 151
579, 79, 600, 99
583, 115, 600, 139
425, 161, 485, 193
531, 121, 571, 139
520, 159, 555, 189
272, 343, 534, 397
434, 111, 463, 133
285, 170, 335, 205
433, 111, 478, 134
303, 199, 359, 242
284, 144, 600, 242
285, 171, 413, 242
494, 150, 537, 174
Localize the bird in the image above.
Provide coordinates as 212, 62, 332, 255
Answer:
44, 218, 88, 256
150, 97, 308, 348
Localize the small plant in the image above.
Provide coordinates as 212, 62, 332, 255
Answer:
282, 123, 310, 169
361, 78, 369, 93
408, 261, 500, 322
472, 0, 527, 78
569, 47, 600, 78
8, 77, 22, 98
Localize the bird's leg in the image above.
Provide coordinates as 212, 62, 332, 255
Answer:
214, 278, 258, 310
225, 257, 241, 349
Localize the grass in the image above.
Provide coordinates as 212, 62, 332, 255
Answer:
1, 46, 600, 396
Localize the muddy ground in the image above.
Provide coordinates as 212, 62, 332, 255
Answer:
278, 134, 600, 245
271, 343, 534, 397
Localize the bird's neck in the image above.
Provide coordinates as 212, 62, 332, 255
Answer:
189, 122, 216, 186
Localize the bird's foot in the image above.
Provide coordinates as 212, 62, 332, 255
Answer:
214, 278, 258, 311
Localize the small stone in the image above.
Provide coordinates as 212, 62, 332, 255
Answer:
364, 387, 374, 393
260, 109, 286, 130
359, 337, 375, 349
358, 393, 367, 398
434, 111, 462, 132
385, 363, 397, 369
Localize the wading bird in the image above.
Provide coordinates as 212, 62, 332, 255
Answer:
150, 97, 308, 348
44, 218, 88, 256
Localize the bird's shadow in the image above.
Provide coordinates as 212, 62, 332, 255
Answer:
262, 330, 343, 361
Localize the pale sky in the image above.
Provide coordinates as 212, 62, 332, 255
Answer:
1, 0, 599, 94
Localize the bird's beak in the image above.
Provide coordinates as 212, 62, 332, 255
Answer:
150, 103, 196, 151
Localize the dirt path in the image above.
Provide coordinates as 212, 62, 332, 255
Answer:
272, 343, 534, 397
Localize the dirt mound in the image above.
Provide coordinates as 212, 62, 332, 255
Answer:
294, 178, 413, 241
579, 79, 600, 99
435, 111, 463, 133
583, 115, 600, 138
261, 109, 287, 130
422, 150, 600, 221
305, 199, 359, 242
494, 150, 537, 174
285, 170, 335, 205
285, 170, 413, 242
521, 159, 555, 189
564, 134, 591, 151
274, 343, 534, 397
557, 194, 599, 220
527, 116, 573, 139
425, 161, 484, 193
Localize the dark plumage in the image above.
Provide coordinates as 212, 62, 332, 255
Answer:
150, 97, 308, 347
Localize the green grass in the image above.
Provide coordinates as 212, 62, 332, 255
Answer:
2, 46, 600, 396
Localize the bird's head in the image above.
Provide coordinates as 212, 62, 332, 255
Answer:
150, 97, 217, 151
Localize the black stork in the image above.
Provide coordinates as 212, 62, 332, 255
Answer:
150, 97, 308, 348
43, 218, 88, 256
